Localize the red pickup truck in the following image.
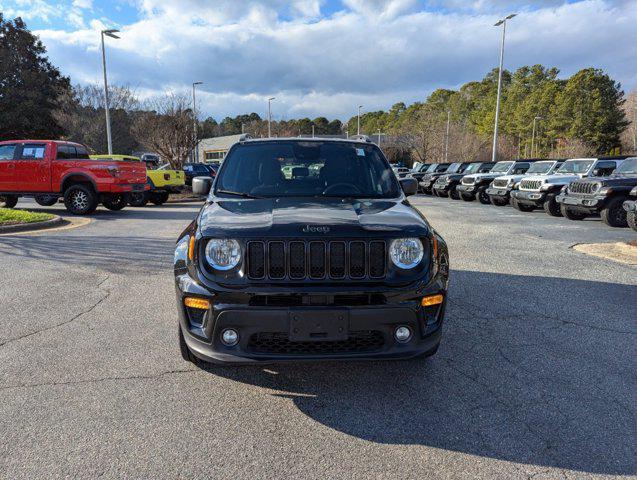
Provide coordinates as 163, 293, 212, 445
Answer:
0, 140, 148, 214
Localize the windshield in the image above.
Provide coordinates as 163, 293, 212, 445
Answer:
615, 158, 637, 174
526, 161, 554, 174
447, 163, 462, 173
214, 141, 401, 198
463, 163, 482, 174
557, 160, 594, 174
490, 161, 513, 173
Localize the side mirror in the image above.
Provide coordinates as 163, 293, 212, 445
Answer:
399, 177, 418, 196
192, 176, 213, 196
592, 169, 601, 176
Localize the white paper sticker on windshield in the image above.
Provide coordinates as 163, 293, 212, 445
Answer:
356, 148, 365, 156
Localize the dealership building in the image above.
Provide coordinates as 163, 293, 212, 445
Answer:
196, 134, 252, 163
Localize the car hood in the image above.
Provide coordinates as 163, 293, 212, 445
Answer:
597, 174, 637, 186
525, 173, 585, 184
198, 197, 430, 238
464, 172, 504, 181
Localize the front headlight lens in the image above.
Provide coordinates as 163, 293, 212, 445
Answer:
390, 238, 424, 269
205, 239, 241, 270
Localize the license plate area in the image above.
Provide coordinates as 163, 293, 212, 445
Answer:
289, 309, 349, 341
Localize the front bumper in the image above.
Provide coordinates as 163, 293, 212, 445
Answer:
486, 187, 511, 198
623, 199, 637, 213
511, 189, 546, 206
419, 179, 436, 191
456, 184, 477, 194
175, 274, 447, 364
556, 193, 605, 213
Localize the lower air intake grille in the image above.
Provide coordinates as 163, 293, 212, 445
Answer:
247, 330, 385, 355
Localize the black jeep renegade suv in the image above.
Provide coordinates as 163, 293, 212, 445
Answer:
174, 138, 449, 365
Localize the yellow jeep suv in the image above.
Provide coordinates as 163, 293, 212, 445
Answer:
91, 155, 185, 206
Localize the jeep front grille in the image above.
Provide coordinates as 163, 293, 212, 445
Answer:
461, 177, 476, 185
568, 181, 600, 195
247, 330, 385, 355
247, 240, 387, 281
520, 179, 542, 191
492, 179, 509, 188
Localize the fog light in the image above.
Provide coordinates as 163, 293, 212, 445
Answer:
221, 329, 239, 346
394, 326, 412, 343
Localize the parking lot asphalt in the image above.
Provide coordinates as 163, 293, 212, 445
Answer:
1, 197, 635, 479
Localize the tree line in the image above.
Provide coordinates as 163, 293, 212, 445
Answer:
347, 65, 635, 164
1, 14, 635, 168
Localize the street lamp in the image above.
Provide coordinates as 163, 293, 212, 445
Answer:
268, 97, 275, 138
444, 110, 451, 162
192, 82, 203, 162
101, 29, 120, 155
491, 13, 516, 163
531, 116, 543, 158
357, 105, 363, 135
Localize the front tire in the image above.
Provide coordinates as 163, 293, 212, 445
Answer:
34, 194, 58, 206
601, 197, 628, 228
0, 195, 18, 208
477, 186, 491, 205
103, 194, 128, 211
129, 191, 149, 207
490, 196, 508, 207
511, 198, 535, 212
460, 193, 474, 202
542, 193, 562, 217
449, 187, 460, 200
63, 184, 98, 215
178, 326, 198, 365
627, 211, 637, 232
560, 204, 587, 220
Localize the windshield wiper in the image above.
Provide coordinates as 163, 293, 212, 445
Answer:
215, 189, 263, 199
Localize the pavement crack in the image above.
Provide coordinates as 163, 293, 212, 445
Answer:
0, 368, 197, 391
0, 274, 111, 348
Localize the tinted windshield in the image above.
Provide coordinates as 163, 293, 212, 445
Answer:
490, 161, 513, 173
615, 158, 637, 174
447, 163, 462, 173
526, 161, 554, 174
215, 141, 400, 198
557, 160, 593, 174
463, 163, 482, 174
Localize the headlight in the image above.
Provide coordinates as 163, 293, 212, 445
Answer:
205, 239, 241, 270
540, 183, 552, 191
507, 179, 515, 187
390, 238, 424, 269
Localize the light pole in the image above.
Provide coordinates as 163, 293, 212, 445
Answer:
444, 110, 451, 162
101, 29, 120, 155
531, 116, 542, 157
312, 125, 315, 138
192, 81, 203, 162
491, 13, 516, 163
377, 129, 382, 147
357, 105, 363, 135
268, 97, 275, 138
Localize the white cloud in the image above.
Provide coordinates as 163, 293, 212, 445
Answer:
28, 0, 637, 119
0, 0, 59, 22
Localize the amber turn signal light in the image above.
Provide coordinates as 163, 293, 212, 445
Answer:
184, 297, 210, 310
188, 236, 195, 261
422, 294, 444, 307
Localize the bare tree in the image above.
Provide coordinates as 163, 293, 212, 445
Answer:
621, 89, 637, 154
132, 93, 196, 168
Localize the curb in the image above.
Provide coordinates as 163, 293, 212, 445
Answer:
166, 198, 204, 204
0, 215, 64, 234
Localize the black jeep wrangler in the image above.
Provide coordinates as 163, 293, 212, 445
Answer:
416, 163, 450, 194
556, 157, 637, 227
623, 186, 637, 232
432, 162, 494, 200
174, 138, 449, 365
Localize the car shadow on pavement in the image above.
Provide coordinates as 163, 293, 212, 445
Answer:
0, 235, 178, 274
202, 270, 636, 476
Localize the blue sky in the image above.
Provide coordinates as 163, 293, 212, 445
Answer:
1, 0, 635, 120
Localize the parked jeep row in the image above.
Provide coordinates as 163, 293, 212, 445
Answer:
413, 155, 637, 232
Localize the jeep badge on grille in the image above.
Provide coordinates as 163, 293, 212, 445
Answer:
302, 225, 330, 233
